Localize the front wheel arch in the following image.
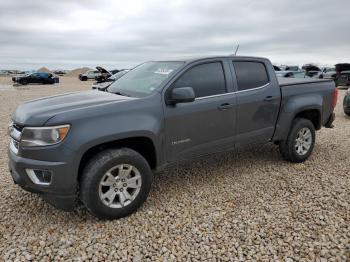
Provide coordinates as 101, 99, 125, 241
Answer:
77, 137, 157, 183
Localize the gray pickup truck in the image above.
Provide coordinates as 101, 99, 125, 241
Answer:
8, 56, 337, 219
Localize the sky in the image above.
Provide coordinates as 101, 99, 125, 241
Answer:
0, 0, 349, 70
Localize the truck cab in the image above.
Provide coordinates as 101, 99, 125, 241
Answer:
8, 56, 336, 219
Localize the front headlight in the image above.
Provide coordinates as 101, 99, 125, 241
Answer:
21, 125, 70, 147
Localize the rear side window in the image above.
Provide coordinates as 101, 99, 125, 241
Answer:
172, 62, 226, 98
232, 61, 269, 91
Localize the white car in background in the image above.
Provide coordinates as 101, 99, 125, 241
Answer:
78, 70, 101, 81
320, 67, 336, 79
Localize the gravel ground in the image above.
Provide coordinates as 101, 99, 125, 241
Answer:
0, 76, 349, 261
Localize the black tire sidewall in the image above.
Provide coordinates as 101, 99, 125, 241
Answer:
81, 148, 152, 219
286, 118, 316, 162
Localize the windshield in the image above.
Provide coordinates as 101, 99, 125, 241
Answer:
108, 61, 184, 97
109, 70, 129, 80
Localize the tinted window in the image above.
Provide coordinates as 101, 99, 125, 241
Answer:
233, 61, 269, 91
172, 62, 226, 98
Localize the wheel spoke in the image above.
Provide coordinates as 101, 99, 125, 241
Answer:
119, 165, 133, 178
119, 191, 127, 206
123, 190, 132, 201
303, 129, 311, 138
298, 146, 303, 154
100, 172, 115, 186
304, 139, 312, 147
127, 176, 141, 189
102, 189, 117, 205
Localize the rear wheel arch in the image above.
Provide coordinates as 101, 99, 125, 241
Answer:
294, 108, 321, 130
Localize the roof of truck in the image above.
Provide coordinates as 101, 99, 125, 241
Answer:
153, 55, 268, 63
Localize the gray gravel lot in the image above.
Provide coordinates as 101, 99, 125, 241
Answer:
0, 76, 349, 261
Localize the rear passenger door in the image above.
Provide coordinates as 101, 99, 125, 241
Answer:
163, 60, 237, 162
231, 60, 280, 147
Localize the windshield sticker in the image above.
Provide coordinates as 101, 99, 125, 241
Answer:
154, 68, 173, 75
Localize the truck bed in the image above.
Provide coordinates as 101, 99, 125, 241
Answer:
278, 77, 333, 87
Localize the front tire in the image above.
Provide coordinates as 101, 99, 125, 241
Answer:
80, 148, 152, 219
279, 118, 315, 163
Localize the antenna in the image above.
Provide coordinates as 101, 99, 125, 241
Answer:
234, 44, 240, 55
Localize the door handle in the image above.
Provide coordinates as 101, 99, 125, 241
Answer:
264, 96, 276, 102
218, 103, 234, 111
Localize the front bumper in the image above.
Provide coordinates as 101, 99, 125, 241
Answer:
8, 148, 77, 211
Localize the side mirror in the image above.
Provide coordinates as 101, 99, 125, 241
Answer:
168, 87, 195, 105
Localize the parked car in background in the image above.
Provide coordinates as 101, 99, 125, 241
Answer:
335, 63, 350, 73
302, 64, 322, 78
94, 66, 121, 83
92, 69, 130, 91
284, 66, 300, 71
273, 65, 281, 71
8, 55, 336, 219
320, 67, 336, 79
12, 72, 58, 85
276, 71, 309, 78
307, 71, 322, 78
335, 63, 350, 86
79, 70, 101, 81
53, 70, 66, 76
293, 71, 310, 78
337, 71, 350, 89
343, 88, 350, 116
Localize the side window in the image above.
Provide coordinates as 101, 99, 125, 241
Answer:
232, 61, 269, 91
172, 62, 226, 98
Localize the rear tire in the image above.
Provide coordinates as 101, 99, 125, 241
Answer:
279, 118, 315, 163
80, 148, 152, 219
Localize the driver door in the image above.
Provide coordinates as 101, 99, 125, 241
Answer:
163, 60, 237, 162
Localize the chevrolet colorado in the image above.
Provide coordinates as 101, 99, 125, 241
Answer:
8, 56, 337, 219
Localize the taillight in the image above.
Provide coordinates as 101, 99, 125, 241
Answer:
332, 87, 338, 108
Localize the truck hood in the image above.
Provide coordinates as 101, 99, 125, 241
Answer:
96, 66, 112, 76
12, 90, 132, 126
335, 63, 350, 73
302, 64, 321, 72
